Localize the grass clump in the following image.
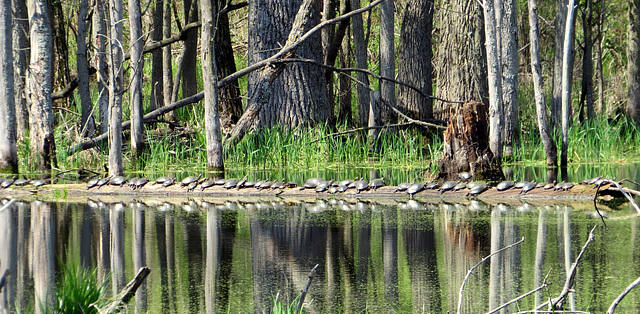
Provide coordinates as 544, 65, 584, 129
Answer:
55, 263, 109, 314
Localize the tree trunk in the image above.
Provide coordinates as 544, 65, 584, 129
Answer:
551, 0, 568, 129
397, 0, 433, 120
248, 0, 331, 130
528, 0, 558, 167
201, 0, 224, 171
337, 28, 353, 126
215, 0, 243, 130
150, 0, 164, 113
28, 0, 56, 172
561, 0, 577, 168
182, 0, 199, 99
129, 0, 145, 156
379, 0, 395, 122
501, 0, 519, 155
108, 0, 124, 176
435, 1, 488, 119
628, 0, 640, 121
94, 0, 109, 134
322, 0, 338, 112
351, 0, 371, 127
12, 0, 29, 141
77, 0, 96, 138
48, 0, 69, 94
162, 0, 176, 123
484, 0, 504, 161
0, 0, 18, 173
580, 0, 595, 121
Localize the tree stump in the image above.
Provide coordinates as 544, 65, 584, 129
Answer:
438, 101, 504, 181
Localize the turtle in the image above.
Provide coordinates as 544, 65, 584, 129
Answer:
258, 180, 274, 190
162, 178, 176, 187
153, 176, 173, 185
133, 178, 149, 190
466, 182, 480, 190
299, 177, 324, 190
426, 182, 440, 190
559, 182, 575, 191
452, 182, 467, 192
347, 177, 360, 189
406, 182, 426, 199
327, 186, 339, 194
30, 179, 48, 188
96, 177, 112, 189
543, 182, 556, 190
354, 179, 369, 194
337, 178, 355, 188
86, 177, 100, 190
14, 178, 30, 187
458, 171, 472, 181
214, 178, 227, 185
284, 181, 298, 188
337, 184, 350, 193
242, 181, 257, 189
582, 176, 602, 185
394, 183, 411, 193
200, 179, 217, 191
110, 176, 128, 187
369, 178, 385, 191
223, 178, 242, 189
236, 176, 249, 190
514, 181, 529, 189
520, 181, 537, 194
271, 180, 285, 190
1, 178, 15, 189
181, 175, 202, 187
315, 180, 334, 193
185, 181, 198, 192
592, 178, 609, 188
438, 181, 458, 194
496, 180, 515, 191
254, 180, 267, 190
466, 183, 489, 197
128, 178, 140, 188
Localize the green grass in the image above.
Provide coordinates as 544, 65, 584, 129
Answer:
269, 292, 307, 314
54, 263, 109, 314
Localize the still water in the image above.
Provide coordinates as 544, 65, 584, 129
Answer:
1, 198, 640, 313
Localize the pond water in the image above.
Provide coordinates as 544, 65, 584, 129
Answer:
2, 197, 640, 313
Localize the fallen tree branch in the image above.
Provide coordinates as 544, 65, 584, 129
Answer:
0, 269, 8, 293
457, 237, 525, 314
607, 275, 640, 314
0, 199, 15, 214
595, 179, 640, 214
97, 267, 151, 314
295, 264, 319, 314
536, 225, 597, 311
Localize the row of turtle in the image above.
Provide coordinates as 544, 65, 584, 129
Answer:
0, 177, 48, 189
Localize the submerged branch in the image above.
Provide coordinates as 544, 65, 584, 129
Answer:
98, 267, 151, 314
607, 275, 640, 314
296, 264, 319, 314
457, 237, 525, 314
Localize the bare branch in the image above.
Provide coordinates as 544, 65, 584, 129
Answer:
607, 275, 640, 314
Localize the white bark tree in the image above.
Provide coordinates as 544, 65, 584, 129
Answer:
0, 0, 18, 173
561, 0, 577, 168
129, 0, 145, 156
501, 0, 519, 155
108, 0, 124, 176
484, 0, 504, 161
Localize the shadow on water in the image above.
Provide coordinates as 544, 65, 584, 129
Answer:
1, 197, 640, 312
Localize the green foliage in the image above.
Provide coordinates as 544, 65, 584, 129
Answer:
269, 292, 306, 314
55, 263, 109, 314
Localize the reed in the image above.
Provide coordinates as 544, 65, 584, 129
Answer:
55, 263, 109, 314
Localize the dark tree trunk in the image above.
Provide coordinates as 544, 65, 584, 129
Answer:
0, 0, 17, 173
248, 0, 332, 129
629, 0, 640, 121
48, 0, 69, 94
12, 0, 29, 141
397, 0, 433, 120
351, 0, 371, 127
93, 0, 109, 134
379, 0, 395, 122
182, 0, 199, 99
202, 0, 224, 170
215, 0, 243, 130
162, 0, 176, 123
337, 29, 353, 126
580, 0, 595, 121
150, 0, 164, 113
434, 1, 488, 119
77, 0, 96, 138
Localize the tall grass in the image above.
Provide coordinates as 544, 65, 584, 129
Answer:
55, 263, 109, 313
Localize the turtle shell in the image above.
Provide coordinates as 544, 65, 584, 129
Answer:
496, 180, 515, 191
181, 175, 202, 186
369, 178, 385, 190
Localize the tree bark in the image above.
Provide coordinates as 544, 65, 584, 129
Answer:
48, 0, 69, 93
561, 0, 577, 168
108, 0, 124, 176
150, 0, 164, 113
162, 0, 176, 122
129, 0, 145, 156
182, 0, 199, 99
201, 0, 224, 171
337, 27, 353, 126
435, 1, 488, 119
0, 0, 18, 173
501, 0, 519, 155
351, 0, 371, 127
379, 0, 395, 122
528, 0, 558, 167
247, 0, 331, 130
28, 0, 56, 172
215, 0, 243, 130
77, 0, 96, 138
484, 0, 504, 161
628, 0, 640, 121
93, 0, 109, 134
551, 0, 568, 129
397, 0, 433, 120
12, 0, 29, 141
580, 0, 594, 121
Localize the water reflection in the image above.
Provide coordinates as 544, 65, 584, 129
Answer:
1, 198, 640, 312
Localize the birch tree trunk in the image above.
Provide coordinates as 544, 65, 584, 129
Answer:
351, 0, 371, 127
201, 0, 224, 170
28, 0, 56, 172
528, 0, 558, 167
77, 0, 95, 138
397, 0, 433, 120
561, 0, 577, 168
551, 0, 568, 129
12, 0, 29, 141
484, 0, 504, 161
108, 0, 124, 176
0, 0, 18, 173
501, 0, 519, 155
379, 0, 395, 122
628, 0, 640, 121
129, 0, 145, 156
94, 0, 109, 134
